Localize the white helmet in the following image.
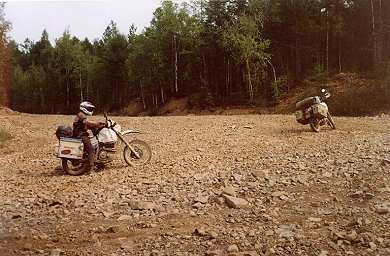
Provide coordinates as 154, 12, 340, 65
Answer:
80, 101, 95, 116
320, 89, 331, 99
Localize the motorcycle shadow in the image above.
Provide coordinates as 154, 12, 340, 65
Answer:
40, 161, 132, 177
281, 128, 312, 135
44, 167, 95, 177
39, 166, 68, 177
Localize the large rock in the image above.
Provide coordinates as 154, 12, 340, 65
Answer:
106, 225, 127, 233
129, 201, 156, 210
252, 169, 269, 179
227, 244, 239, 253
50, 249, 64, 256
238, 252, 258, 256
318, 251, 328, 256
117, 215, 132, 221
375, 203, 390, 214
194, 195, 209, 204
192, 202, 204, 209
222, 194, 249, 209
308, 217, 322, 222
193, 227, 208, 237
206, 250, 222, 256
222, 186, 237, 197
345, 230, 359, 242
120, 239, 134, 251
276, 225, 295, 239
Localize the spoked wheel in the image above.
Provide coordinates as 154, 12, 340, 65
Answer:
61, 159, 89, 176
327, 112, 336, 130
123, 139, 152, 167
310, 120, 321, 132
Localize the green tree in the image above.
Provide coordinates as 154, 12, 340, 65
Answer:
7, 0, 390, 114
221, 12, 270, 103
30, 30, 53, 111
127, 1, 204, 109
98, 21, 129, 110
0, 3, 11, 106
52, 31, 91, 112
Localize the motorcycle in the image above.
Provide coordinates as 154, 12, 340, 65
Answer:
54, 113, 152, 176
295, 89, 336, 132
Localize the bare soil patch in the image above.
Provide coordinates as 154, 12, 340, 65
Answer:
0, 113, 390, 255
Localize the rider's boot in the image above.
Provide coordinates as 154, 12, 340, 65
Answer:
82, 136, 94, 171
85, 152, 94, 171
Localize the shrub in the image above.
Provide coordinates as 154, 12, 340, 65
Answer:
329, 81, 390, 116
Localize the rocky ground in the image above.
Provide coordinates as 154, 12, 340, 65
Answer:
0, 113, 390, 256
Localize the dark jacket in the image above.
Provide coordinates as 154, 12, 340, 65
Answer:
73, 112, 103, 138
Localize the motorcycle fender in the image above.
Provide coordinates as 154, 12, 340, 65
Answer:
121, 130, 140, 135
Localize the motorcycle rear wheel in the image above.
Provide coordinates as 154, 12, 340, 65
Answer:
61, 159, 89, 176
310, 120, 321, 132
123, 139, 152, 167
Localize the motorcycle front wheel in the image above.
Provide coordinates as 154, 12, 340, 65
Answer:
123, 139, 152, 167
61, 159, 89, 176
310, 120, 321, 132
327, 112, 336, 129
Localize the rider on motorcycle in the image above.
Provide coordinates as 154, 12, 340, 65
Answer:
73, 101, 104, 170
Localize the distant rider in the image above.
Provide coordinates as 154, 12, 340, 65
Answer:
73, 101, 104, 170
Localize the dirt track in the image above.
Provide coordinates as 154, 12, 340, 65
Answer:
1, 113, 390, 256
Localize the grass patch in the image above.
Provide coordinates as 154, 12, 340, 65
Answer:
0, 129, 12, 148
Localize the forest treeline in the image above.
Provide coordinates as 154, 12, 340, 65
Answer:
0, 0, 389, 114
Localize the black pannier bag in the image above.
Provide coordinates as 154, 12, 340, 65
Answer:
295, 96, 320, 110
55, 125, 73, 140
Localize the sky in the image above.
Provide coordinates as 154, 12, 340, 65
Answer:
4, 0, 186, 43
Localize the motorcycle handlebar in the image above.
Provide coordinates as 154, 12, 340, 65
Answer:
102, 112, 117, 129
